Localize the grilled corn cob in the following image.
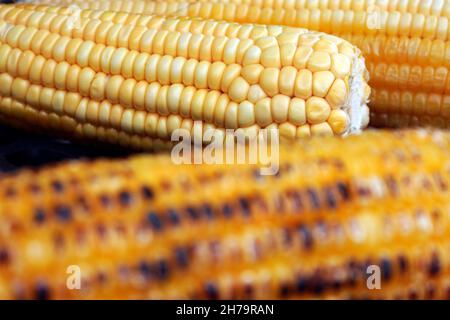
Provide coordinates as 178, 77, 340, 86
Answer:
38, 0, 450, 128
0, 129, 449, 299
0, 3, 369, 149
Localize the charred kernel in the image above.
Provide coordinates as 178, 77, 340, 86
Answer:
397, 255, 409, 272
324, 188, 337, 209
306, 188, 320, 210
298, 225, 314, 250
280, 283, 290, 297
146, 212, 163, 231
119, 191, 132, 206
141, 186, 154, 200
428, 254, 441, 277
51, 180, 64, 193
0, 248, 9, 265
380, 258, 393, 281
33, 208, 46, 224
186, 206, 199, 220
138, 261, 151, 278
154, 260, 170, 280
29, 184, 41, 194
34, 283, 50, 300
167, 209, 181, 225
222, 203, 233, 218
336, 182, 350, 200
238, 197, 251, 216
99, 194, 111, 207
296, 276, 309, 293
55, 205, 72, 222
202, 204, 214, 219
175, 247, 189, 268
205, 282, 219, 299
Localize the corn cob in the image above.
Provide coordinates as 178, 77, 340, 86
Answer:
38, 0, 450, 129
0, 129, 449, 299
0, 3, 370, 148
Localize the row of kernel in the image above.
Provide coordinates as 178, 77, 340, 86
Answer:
370, 87, 450, 117
148, 0, 450, 17
344, 35, 450, 69
368, 62, 450, 94
5, 4, 306, 41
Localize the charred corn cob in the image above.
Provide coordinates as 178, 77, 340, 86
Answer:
0, 129, 449, 299
0, 3, 369, 149
40, 0, 450, 128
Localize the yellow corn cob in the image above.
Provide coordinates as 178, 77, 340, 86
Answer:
0, 129, 449, 299
39, 0, 450, 128
0, 4, 370, 148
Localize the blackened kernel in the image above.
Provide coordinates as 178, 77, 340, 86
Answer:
298, 225, 314, 250
51, 180, 64, 193
141, 186, 154, 200
146, 212, 163, 231
428, 254, 441, 277
296, 276, 309, 293
167, 209, 180, 225
202, 204, 214, 219
336, 182, 350, 200
34, 283, 50, 300
55, 206, 72, 222
0, 248, 9, 264
119, 191, 132, 206
29, 184, 41, 194
306, 188, 320, 210
311, 276, 325, 295
33, 209, 46, 224
325, 188, 337, 209
77, 196, 89, 212
138, 261, 151, 278
175, 247, 189, 268
205, 283, 219, 299
408, 290, 418, 300
380, 258, 393, 281
280, 283, 290, 297
222, 203, 233, 218
398, 255, 409, 273
186, 207, 199, 220
99, 195, 111, 207
244, 284, 253, 299
289, 191, 303, 212
154, 260, 170, 280
238, 197, 251, 216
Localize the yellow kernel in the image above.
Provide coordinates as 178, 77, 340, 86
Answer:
241, 64, 264, 85
260, 67, 279, 97
307, 51, 331, 72
289, 98, 306, 125
255, 97, 272, 127
306, 97, 331, 124
326, 79, 348, 108
279, 122, 296, 139
237, 100, 255, 127
271, 94, 290, 123
296, 124, 311, 138
331, 53, 352, 78
228, 76, 249, 102
279, 66, 297, 96
327, 109, 349, 134
311, 122, 334, 136
313, 71, 335, 97
294, 69, 312, 99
